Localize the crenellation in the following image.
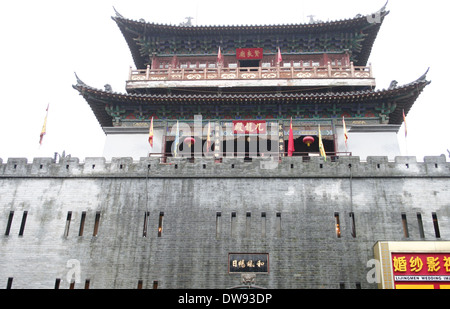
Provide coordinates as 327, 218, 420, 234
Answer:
0, 156, 449, 179
394, 156, 418, 164
83, 157, 106, 174
110, 157, 134, 173
424, 154, 447, 163
30, 158, 54, 175
4, 158, 29, 175
366, 156, 390, 166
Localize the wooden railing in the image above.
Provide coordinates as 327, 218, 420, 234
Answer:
128, 63, 372, 82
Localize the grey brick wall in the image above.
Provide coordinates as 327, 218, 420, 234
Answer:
0, 155, 449, 289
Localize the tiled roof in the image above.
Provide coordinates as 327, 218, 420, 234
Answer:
113, 12, 382, 33
73, 69, 430, 128
112, 5, 389, 69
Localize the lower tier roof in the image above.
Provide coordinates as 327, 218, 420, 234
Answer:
73, 71, 430, 128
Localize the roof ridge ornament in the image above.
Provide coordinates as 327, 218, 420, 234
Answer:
113, 6, 124, 19
179, 17, 194, 27
365, 0, 389, 25
388, 80, 398, 90
104, 84, 113, 92
417, 67, 430, 82
74, 72, 86, 86
381, 0, 389, 12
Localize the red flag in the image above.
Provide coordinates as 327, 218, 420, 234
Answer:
39, 104, 49, 146
217, 46, 224, 65
288, 117, 295, 157
277, 47, 283, 64
148, 117, 154, 147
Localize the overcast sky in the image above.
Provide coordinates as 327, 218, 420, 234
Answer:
0, 0, 448, 162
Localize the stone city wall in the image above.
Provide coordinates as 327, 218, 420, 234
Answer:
0, 156, 448, 289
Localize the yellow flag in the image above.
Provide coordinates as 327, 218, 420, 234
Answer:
148, 117, 154, 147
318, 124, 326, 161
39, 104, 49, 145
342, 116, 348, 144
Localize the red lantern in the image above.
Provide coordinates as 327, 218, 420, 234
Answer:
303, 136, 315, 147
184, 137, 196, 148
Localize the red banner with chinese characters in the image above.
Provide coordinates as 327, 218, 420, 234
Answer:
392, 253, 450, 289
233, 121, 267, 134
236, 48, 263, 60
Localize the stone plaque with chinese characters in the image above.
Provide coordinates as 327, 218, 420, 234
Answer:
228, 253, 269, 273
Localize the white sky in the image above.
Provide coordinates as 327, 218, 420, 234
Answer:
0, 0, 449, 162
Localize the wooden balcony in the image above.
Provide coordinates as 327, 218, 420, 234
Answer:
126, 63, 375, 90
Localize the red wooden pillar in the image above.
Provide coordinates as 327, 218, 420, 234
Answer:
323, 53, 329, 66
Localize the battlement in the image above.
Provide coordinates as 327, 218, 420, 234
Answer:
0, 155, 448, 179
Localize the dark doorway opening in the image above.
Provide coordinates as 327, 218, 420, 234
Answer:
284, 136, 335, 156
220, 136, 272, 158
164, 137, 214, 158
239, 60, 260, 68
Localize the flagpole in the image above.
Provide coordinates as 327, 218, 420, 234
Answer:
206, 121, 211, 154
174, 120, 179, 158
404, 134, 408, 156
403, 109, 408, 156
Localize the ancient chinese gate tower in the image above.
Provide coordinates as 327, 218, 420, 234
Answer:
74, 4, 429, 161
1, 4, 448, 290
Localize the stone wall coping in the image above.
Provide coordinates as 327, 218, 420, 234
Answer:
0, 155, 448, 178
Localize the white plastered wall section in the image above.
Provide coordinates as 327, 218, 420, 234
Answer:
102, 128, 164, 161
335, 125, 402, 160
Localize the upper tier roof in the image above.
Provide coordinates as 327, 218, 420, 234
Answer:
112, 4, 389, 69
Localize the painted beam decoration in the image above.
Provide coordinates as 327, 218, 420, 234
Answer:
236, 48, 263, 60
